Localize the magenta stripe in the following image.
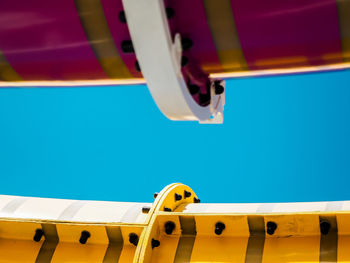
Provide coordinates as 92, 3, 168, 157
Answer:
169, 0, 222, 73
0, 0, 107, 80
230, 0, 343, 70
101, 0, 141, 78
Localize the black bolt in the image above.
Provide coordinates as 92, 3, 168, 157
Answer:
154, 192, 159, 199
142, 206, 151, 214
266, 221, 277, 235
79, 230, 91, 244
188, 84, 200, 95
164, 207, 172, 212
151, 238, 160, 248
215, 222, 226, 235
121, 40, 134, 53
181, 56, 188, 67
135, 61, 141, 72
181, 38, 193, 51
194, 197, 201, 203
166, 7, 175, 19
165, 221, 176, 235
119, 11, 127, 23
214, 81, 224, 95
175, 193, 182, 201
320, 221, 331, 235
184, 190, 192, 198
199, 92, 211, 106
129, 233, 139, 246
33, 228, 44, 242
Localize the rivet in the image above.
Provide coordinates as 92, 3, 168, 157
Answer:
188, 84, 200, 95
199, 92, 210, 106
181, 56, 188, 67
165, 221, 176, 235
266, 221, 277, 235
135, 61, 141, 72
142, 206, 151, 214
154, 192, 159, 199
194, 197, 201, 203
175, 193, 182, 201
215, 222, 225, 235
33, 228, 44, 242
121, 40, 134, 53
184, 190, 192, 198
166, 7, 175, 19
181, 38, 193, 51
214, 80, 224, 95
320, 221, 331, 235
164, 207, 172, 212
79, 230, 91, 244
129, 233, 139, 246
119, 11, 127, 23
151, 238, 160, 248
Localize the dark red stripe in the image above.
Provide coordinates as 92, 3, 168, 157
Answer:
230, 0, 343, 69
0, 0, 107, 80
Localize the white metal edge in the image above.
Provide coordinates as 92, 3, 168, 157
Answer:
122, 0, 224, 122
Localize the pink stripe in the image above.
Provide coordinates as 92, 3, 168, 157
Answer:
0, 0, 107, 80
230, 0, 343, 70
101, 0, 141, 78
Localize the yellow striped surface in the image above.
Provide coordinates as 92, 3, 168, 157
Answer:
0, 184, 350, 263
1, 213, 350, 263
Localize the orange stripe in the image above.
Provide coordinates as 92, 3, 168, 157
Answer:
203, 0, 247, 72
74, 0, 132, 79
337, 0, 350, 62
0, 51, 21, 81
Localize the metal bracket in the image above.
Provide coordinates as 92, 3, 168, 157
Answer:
122, 0, 225, 123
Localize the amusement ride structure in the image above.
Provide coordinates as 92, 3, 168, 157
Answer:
0, 0, 349, 262
0, 183, 348, 263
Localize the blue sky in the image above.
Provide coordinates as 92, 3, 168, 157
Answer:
0, 70, 349, 203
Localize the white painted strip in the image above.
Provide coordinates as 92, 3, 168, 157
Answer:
0, 195, 151, 224
181, 201, 350, 214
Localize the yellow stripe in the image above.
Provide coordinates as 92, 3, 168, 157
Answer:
192, 215, 249, 263
0, 221, 43, 263
203, 0, 247, 72
337, 0, 350, 62
263, 215, 320, 263
119, 227, 143, 263
74, 0, 132, 79
51, 225, 108, 263
0, 51, 21, 81
337, 214, 350, 263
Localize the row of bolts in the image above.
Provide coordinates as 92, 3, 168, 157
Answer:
31, 191, 333, 246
